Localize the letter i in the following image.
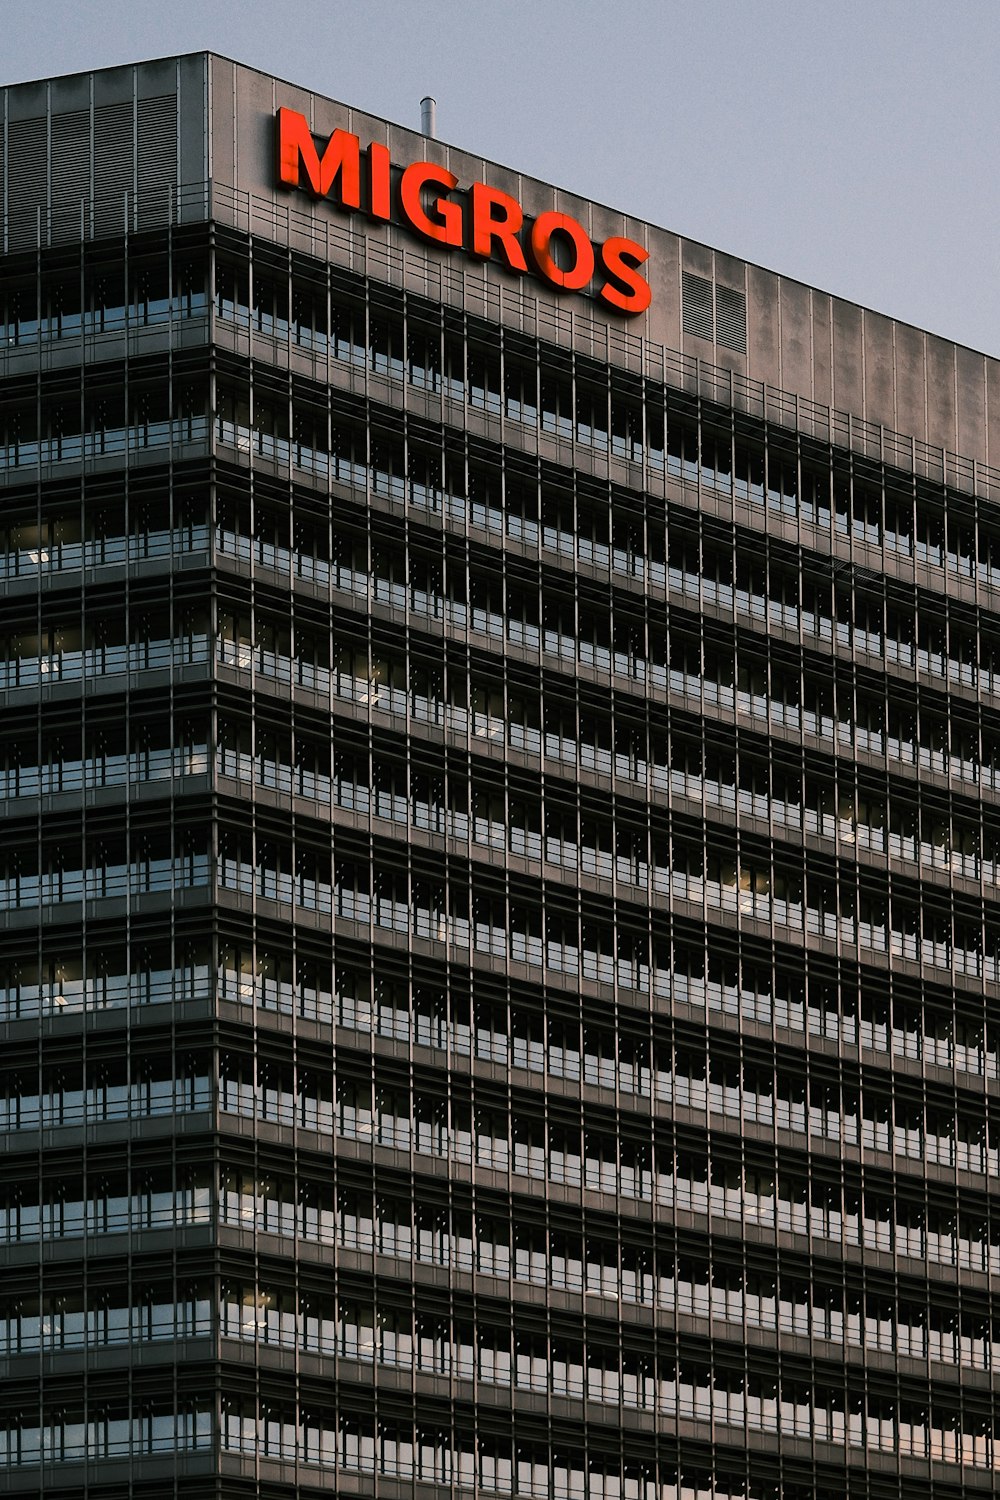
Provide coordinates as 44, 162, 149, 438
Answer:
367, 143, 391, 221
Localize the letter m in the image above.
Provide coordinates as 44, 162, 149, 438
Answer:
276, 108, 360, 205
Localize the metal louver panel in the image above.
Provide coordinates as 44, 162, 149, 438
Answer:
50, 109, 90, 244
6, 116, 47, 252
682, 272, 714, 342
136, 94, 177, 228
93, 101, 132, 238
716, 283, 747, 354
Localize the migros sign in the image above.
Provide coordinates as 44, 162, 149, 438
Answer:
275, 108, 651, 315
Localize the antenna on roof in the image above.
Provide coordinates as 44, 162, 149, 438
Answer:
420, 96, 437, 139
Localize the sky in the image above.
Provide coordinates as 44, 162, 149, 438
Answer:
4, 0, 999, 356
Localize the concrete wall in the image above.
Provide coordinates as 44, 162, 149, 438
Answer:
209, 52, 1000, 470
2, 50, 997, 470
1, 56, 207, 244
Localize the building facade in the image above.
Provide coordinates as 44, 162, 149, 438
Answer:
2, 50, 1000, 1500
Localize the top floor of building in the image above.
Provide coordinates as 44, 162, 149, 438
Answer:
1, 50, 999, 478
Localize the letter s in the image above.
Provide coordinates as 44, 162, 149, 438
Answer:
598, 237, 651, 315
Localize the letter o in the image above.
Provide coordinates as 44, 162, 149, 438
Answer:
529, 211, 595, 291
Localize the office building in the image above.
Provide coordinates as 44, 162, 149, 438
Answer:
2, 50, 1000, 1500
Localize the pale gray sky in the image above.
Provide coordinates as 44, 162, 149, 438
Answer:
4, 0, 999, 355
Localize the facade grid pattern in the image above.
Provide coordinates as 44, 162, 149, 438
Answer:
2, 58, 1000, 1500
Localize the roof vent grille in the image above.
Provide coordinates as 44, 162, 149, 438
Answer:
94, 101, 133, 237
6, 117, 47, 251
50, 110, 90, 243
137, 95, 178, 228
682, 272, 714, 341
716, 284, 747, 354
683, 271, 747, 354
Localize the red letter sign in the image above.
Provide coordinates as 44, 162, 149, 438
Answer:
367, 141, 391, 221
276, 108, 360, 206
400, 162, 463, 247
274, 110, 652, 315
529, 212, 595, 292
599, 237, 652, 313
470, 183, 528, 272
